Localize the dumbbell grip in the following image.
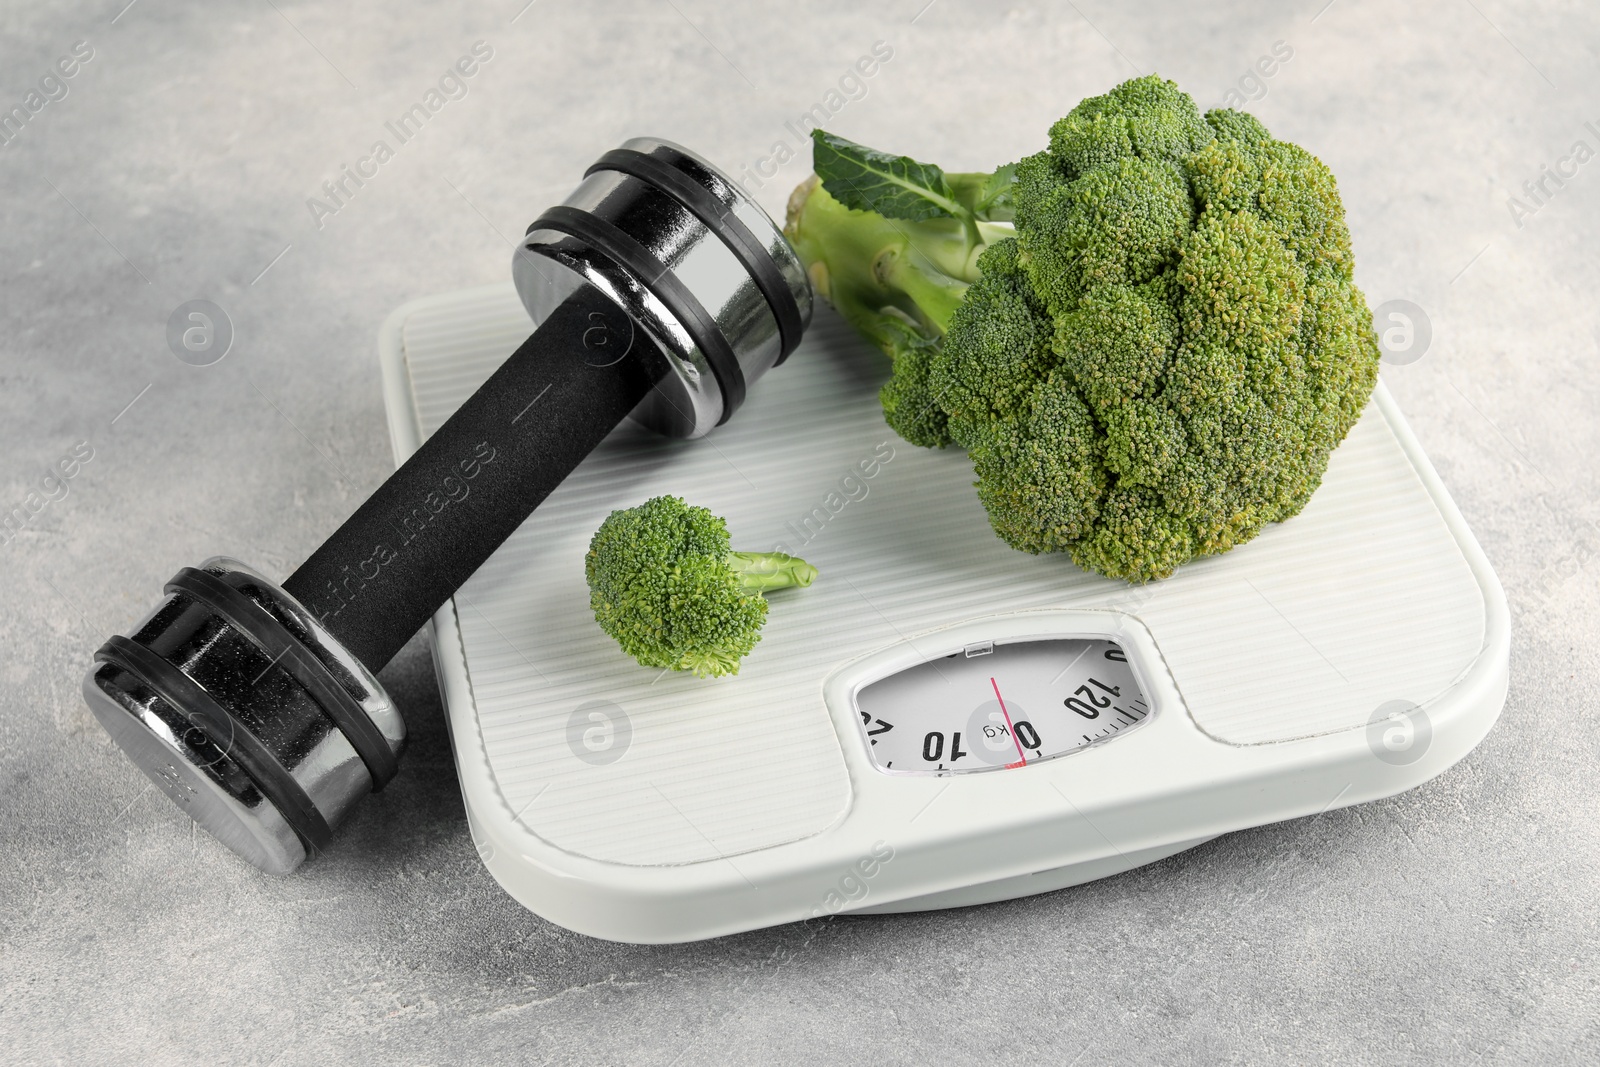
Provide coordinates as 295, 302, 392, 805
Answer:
282, 286, 666, 671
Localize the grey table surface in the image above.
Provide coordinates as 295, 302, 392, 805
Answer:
3, 1, 1598, 1063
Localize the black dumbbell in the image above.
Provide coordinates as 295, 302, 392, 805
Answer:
83, 139, 812, 873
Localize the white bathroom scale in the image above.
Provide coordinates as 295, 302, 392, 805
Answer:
378, 282, 1509, 944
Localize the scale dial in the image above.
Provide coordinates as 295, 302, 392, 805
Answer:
852, 637, 1151, 776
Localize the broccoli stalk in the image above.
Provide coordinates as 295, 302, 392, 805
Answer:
585, 495, 817, 678
785, 180, 991, 350
784, 77, 1381, 583
784, 134, 1020, 450
725, 550, 818, 593
784, 133, 1015, 366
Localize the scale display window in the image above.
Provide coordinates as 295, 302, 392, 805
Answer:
852, 637, 1152, 776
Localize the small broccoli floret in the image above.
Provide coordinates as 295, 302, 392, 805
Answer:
785, 74, 1381, 583
585, 495, 817, 677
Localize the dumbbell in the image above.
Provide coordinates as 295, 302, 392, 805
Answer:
83, 139, 812, 874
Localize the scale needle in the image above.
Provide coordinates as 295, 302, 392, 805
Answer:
990, 676, 1028, 766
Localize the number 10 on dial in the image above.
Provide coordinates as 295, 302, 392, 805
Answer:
852, 637, 1151, 776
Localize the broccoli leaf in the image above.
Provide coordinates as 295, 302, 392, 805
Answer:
945, 165, 1018, 222
812, 129, 964, 222
974, 162, 1019, 219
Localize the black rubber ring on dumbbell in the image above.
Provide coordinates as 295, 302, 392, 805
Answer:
94, 635, 334, 852
585, 148, 804, 366
165, 567, 398, 790
647, 143, 810, 367
529, 204, 747, 423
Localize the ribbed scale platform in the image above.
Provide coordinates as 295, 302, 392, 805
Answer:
390, 283, 1487, 868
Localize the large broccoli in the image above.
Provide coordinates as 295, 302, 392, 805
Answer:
585, 495, 817, 677
785, 75, 1381, 582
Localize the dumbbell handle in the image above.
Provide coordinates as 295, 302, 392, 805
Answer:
283, 284, 665, 671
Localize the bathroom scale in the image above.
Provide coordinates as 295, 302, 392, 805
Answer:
377, 282, 1508, 944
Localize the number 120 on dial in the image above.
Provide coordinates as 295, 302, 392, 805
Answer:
852, 637, 1151, 776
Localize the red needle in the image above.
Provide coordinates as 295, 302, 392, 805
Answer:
990, 676, 1027, 766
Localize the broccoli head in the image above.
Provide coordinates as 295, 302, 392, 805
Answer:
785, 75, 1381, 582
585, 495, 817, 677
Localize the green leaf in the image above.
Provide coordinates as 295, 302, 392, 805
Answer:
945, 164, 1019, 222
975, 162, 1018, 219
811, 129, 964, 222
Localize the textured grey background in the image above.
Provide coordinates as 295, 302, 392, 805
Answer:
2, 0, 1598, 1063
